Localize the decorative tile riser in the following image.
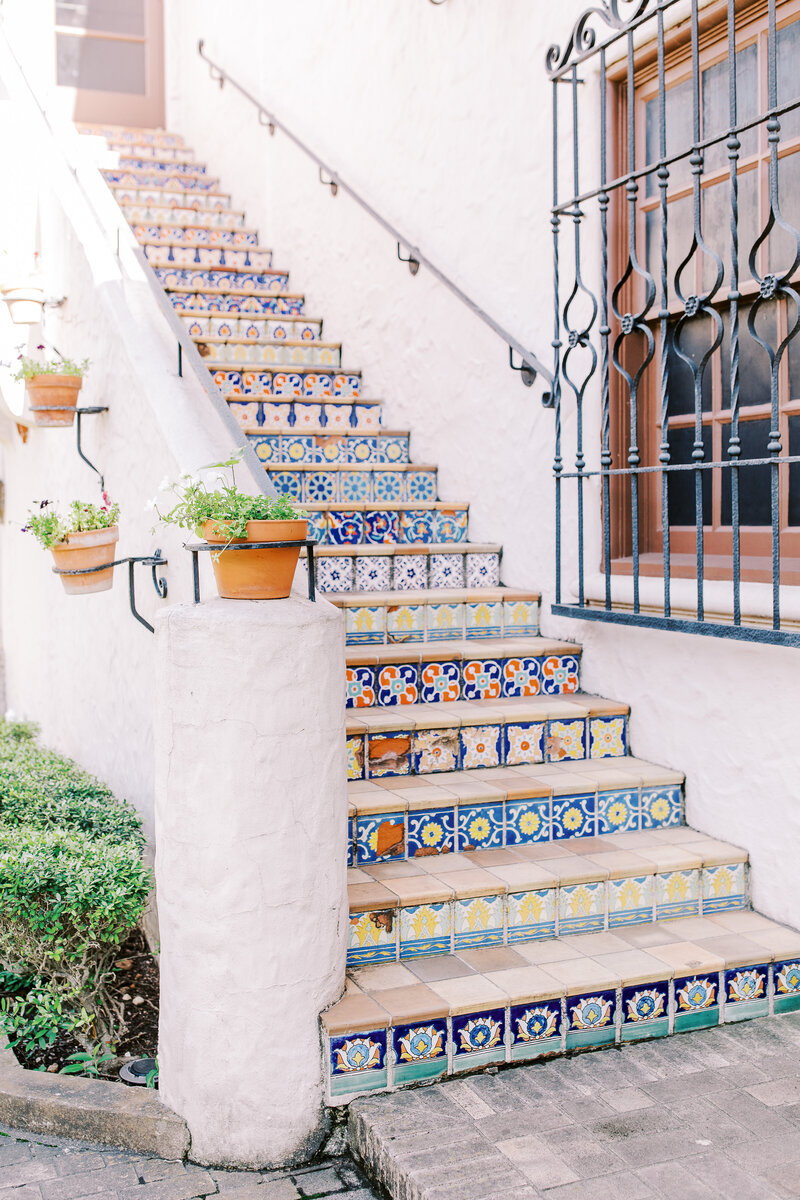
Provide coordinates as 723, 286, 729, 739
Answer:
174, 293, 305, 315
82, 126, 183, 146
113, 189, 231, 210
137, 225, 257, 245
156, 268, 288, 293
144, 245, 270, 269
233, 400, 375, 430
272, 467, 434, 503
201, 342, 341, 367
341, 597, 539, 645
301, 508, 468, 548
123, 205, 242, 227
348, 863, 746, 967
111, 146, 198, 164
250, 432, 408, 465
319, 550, 500, 593
183, 315, 322, 340
347, 714, 627, 781
325, 958, 791, 1102
346, 652, 578, 708
349, 783, 681, 867
107, 173, 220, 191
215, 369, 360, 398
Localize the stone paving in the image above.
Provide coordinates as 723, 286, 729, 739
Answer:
348, 1011, 800, 1199
0, 1124, 378, 1200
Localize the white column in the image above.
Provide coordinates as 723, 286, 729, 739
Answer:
153, 597, 347, 1169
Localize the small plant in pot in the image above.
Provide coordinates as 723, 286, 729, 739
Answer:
156, 455, 307, 599
23, 497, 120, 594
14, 351, 90, 428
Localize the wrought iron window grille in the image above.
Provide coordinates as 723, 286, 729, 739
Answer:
187, 539, 318, 604
51, 551, 168, 634
547, 0, 800, 646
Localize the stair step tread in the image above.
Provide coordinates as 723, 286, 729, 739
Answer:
161, 266, 289, 279
196, 335, 337, 349
80, 123, 184, 145
139, 234, 262, 245
167, 284, 304, 300
305, 501, 464, 512
113, 186, 233, 202
315, 543, 498, 559
182, 310, 324, 323
348, 757, 682, 812
346, 692, 628, 734
347, 830, 743, 907
346, 636, 576, 665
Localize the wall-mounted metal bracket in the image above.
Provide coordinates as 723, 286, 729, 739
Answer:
258, 110, 276, 135
508, 347, 538, 389
186, 539, 318, 604
397, 242, 421, 276
51, 551, 168, 634
318, 167, 339, 196
27, 405, 109, 488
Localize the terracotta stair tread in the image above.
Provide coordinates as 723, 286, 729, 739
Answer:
138, 234, 262, 246
112, 186, 233, 203
346, 692, 629, 734
166, 283, 303, 299
183, 310, 324, 324
346, 636, 575, 666
304, 501, 465, 513
329, 587, 540, 605
269, 461, 430, 472
246, 426, 408, 438
195, 335, 337, 350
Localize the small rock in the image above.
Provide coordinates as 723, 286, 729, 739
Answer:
484, 1066, 498, 1075
132, 996, 145, 1006
47, 1062, 59, 1072
122, 993, 132, 1001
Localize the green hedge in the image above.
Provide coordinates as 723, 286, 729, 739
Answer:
0, 720, 152, 1056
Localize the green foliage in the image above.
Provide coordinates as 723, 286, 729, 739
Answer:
14, 355, 89, 381
22, 498, 120, 550
156, 452, 305, 540
0, 721, 151, 1059
59, 1047, 115, 1077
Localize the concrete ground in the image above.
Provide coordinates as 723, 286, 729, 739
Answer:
0, 1125, 378, 1200
349, 1012, 800, 1199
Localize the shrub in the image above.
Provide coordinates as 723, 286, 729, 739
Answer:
0, 721, 152, 1056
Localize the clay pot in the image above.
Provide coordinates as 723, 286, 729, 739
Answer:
2, 287, 45, 325
202, 518, 308, 600
26, 375, 83, 427
50, 526, 119, 594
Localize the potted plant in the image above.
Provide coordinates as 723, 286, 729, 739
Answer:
23, 497, 120, 594
14, 351, 90, 428
156, 455, 307, 599
1, 283, 45, 325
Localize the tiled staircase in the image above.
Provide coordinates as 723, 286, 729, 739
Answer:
84, 122, 800, 1107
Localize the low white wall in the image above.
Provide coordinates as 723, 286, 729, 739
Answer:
164, 0, 799, 928
154, 597, 347, 1167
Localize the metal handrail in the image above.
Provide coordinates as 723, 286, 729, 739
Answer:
197, 40, 554, 401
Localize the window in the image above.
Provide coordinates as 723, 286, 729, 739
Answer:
609, 0, 800, 582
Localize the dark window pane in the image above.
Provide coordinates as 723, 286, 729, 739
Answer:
56, 32, 145, 93
55, 0, 144, 36
789, 415, 800, 526
720, 299, 776, 409
703, 43, 759, 173
646, 77, 693, 196
721, 419, 773, 525
770, 150, 800, 276
666, 424, 712, 525
777, 17, 800, 141
667, 315, 714, 415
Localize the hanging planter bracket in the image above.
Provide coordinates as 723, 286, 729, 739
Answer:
51, 551, 168, 634
186, 539, 318, 603
26, 406, 109, 488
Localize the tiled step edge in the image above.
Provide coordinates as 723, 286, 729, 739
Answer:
346, 694, 630, 781
330, 588, 540, 645
345, 638, 580, 709
347, 757, 683, 865
346, 830, 744, 966
324, 910, 800, 1102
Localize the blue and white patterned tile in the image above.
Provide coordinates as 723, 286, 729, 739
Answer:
392, 555, 428, 591
457, 803, 504, 851
558, 880, 605, 935
413, 728, 460, 774
552, 794, 596, 841
346, 666, 375, 709
655, 870, 700, 920
387, 603, 425, 643
506, 797, 551, 844
702, 863, 746, 913
328, 1029, 388, 1100
367, 732, 412, 778
547, 719, 586, 762
597, 789, 639, 835
621, 982, 669, 1041
419, 661, 461, 703
507, 888, 556, 943
641, 787, 682, 829
399, 902, 451, 958
466, 553, 500, 588
673, 974, 720, 1032
355, 812, 405, 864
391, 1019, 448, 1086
426, 602, 464, 640
349, 437, 378, 463
502, 657, 542, 698
454, 893, 505, 950
608, 875, 654, 928
774, 961, 800, 1014
724, 964, 769, 1022
465, 601, 503, 639
347, 911, 397, 966
406, 471, 437, 502
565, 991, 616, 1050
377, 663, 419, 707
400, 511, 435, 544
462, 659, 503, 701
430, 554, 465, 588
510, 1000, 562, 1060
406, 807, 456, 857
355, 556, 392, 591
329, 511, 364, 545
373, 472, 405, 503
460, 725, 501, 770
452, 1008, 506, 1072
504, 723, 546, 767
317, 556, 354, 592
364, 510, 399, 544
303, 471, 338, 503
379, 436, 409, 463
339, 471, 371, 503
589, 716, 627, 758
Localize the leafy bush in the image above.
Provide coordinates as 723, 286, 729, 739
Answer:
155, 452, 305, 539
0, 720, 151, 1058
22, 497, 120, 550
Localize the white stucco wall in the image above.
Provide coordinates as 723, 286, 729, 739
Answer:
0, 23, 264, 864
164, 0, 797, 926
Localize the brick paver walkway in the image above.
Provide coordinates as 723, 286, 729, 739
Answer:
349, 1012, 800, 1199
0, 1126, 378, 1200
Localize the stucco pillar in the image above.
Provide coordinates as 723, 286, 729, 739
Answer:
153, 597, 347, 1169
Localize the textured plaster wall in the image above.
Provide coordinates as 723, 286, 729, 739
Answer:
154, 598, 347, 1167
165, 0, 796, 927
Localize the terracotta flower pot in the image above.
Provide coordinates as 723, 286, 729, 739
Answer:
202, 518, 308, 600
50, 526, 119, 595
2, 287, 45, 325
26, 375, 83, 427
